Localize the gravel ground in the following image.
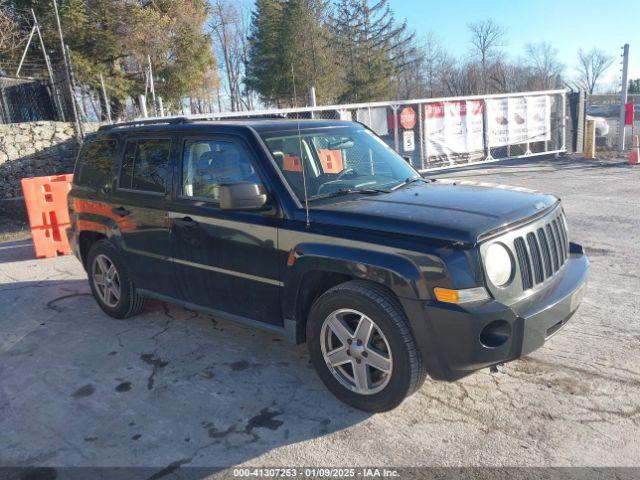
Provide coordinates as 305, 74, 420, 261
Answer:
0, 198, 30, 243
0, 156, 638, 475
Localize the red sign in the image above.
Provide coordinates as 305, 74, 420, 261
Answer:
399, 107, 416, 129
425, 102, 445, 119
625, 102, 635, 126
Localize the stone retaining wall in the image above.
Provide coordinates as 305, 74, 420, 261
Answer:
0, 121, 97, 198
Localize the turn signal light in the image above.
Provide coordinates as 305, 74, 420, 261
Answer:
434, 287, 489, 304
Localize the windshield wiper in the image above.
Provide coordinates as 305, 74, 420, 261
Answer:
309, 187, 390, 201
390, 176, 430, 191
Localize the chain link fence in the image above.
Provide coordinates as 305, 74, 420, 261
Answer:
0, 76, 55, 123
193, 89, 568, 172
608, 117, 640, 150
0, 70, 74, 124
587, 94, 639, 151
0, 3, 115, 137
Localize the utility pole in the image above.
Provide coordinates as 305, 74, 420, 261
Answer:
16, 25, 36, 77
99, 74, 112, 123
32, 9, 65, 121
308, 86, 317, 119
65, 44, 85, 138
618, 43, 630, 151
308, 86, 317, 107
139, 94, 148, 118
52, 0, 81, 142
147, 55, 157, 116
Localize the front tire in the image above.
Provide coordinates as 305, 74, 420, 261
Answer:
87, 239, 145, 319
306, 280, 426, 412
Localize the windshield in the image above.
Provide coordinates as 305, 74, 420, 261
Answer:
260, 126, 420, 201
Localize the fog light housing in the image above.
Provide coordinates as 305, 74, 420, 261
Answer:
479, 320, 511, 348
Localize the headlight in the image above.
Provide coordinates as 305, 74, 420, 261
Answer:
484, 243, 513, 286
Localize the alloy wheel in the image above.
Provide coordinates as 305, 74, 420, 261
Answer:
92, 254, 121, 308
320, 308, 393, 395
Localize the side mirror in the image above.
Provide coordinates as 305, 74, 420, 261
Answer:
219, 182, 268, 210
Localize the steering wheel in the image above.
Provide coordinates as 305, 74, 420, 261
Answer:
335, 168, 356, 181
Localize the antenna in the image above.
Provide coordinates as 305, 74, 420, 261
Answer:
292, 65, 311, 228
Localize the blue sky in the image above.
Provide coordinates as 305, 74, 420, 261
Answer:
391, 0, 639, 89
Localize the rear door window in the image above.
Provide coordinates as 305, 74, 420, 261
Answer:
76, 138, 117, 188
118, 138, 172, 194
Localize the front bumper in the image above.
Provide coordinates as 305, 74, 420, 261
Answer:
401, 243, 589, 381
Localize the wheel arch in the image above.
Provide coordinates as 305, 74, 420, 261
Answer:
79, 231, 108, 268
282, 243, 424, 344
74, 203, 129, 268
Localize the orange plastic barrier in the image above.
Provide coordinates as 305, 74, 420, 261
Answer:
20, 174, 74, 258
318, 149, 344, 174
283, 154, 303, 172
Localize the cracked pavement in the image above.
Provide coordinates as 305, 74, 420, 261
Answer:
0, 157, 638, 471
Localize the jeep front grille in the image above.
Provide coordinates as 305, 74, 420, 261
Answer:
513, 211, 569, 291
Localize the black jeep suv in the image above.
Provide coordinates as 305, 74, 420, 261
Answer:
68, 118, 589, 412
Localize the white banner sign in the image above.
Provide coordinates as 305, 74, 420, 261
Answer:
527, 95, 551, 142
486, 98, 509, 147
486, 95, 551, 147
508, 97, 528, 144
424, 100, 484, 156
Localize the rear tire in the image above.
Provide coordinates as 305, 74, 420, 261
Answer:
87, 239, 145, 319
306, 280, 426, 412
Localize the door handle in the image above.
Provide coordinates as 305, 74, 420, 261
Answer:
112, 206, 130, 217
173, 216, 198, 228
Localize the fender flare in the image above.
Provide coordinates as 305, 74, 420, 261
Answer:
76, 211, 128, 252
282, 242, 428, 325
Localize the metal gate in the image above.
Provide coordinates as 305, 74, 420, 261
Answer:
193, 88, 569, 172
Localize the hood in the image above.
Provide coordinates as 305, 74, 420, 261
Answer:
310, 179, 559, 245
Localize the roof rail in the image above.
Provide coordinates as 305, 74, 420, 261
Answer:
96, 113, 297, 132
216, 113, 288, 120
97, 116, 193, 131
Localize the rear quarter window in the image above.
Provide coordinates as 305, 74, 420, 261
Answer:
75, 138, 118, 188
118, 138, 172, 194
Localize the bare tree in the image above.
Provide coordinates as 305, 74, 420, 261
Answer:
525, 42, 564, 89
575, 48, 613, 94
439, 61, 463, 96
395, 34, 446, 99
0, 7, 18, 53
0, 2, 29, 70
439, 59, 483, 96
468, 19, 506, 93
209, 0, 254, 111
489, 59, 541, 93
422, 32, 448, 97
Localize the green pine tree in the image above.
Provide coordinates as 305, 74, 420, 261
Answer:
281, 0, 343, 106
246, 0, 341, 107
245, 0, 287, 106
332, 0, 415, 102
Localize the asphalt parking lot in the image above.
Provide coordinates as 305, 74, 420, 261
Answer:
1, 156, 639, 474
